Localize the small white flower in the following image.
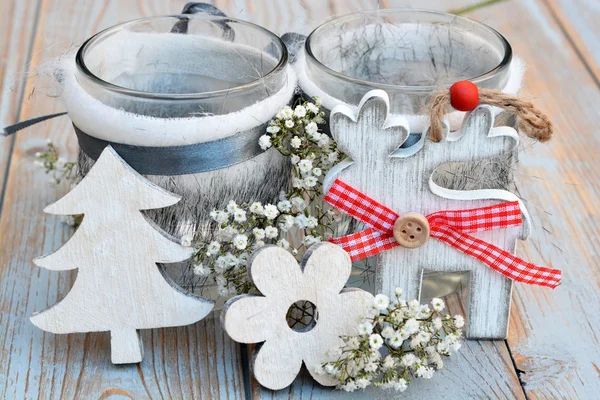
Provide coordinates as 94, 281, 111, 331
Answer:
305, 121, 318, 135
454, 315, 465, 328
404, 318, 420, 334
207, 241, 221, 254
293, 105, 307, 118
233, 209, 247, 222
389, 332, 404, 348
277, 200, 292, 212
193, 263, 210, 276
306, 103, 319, 114
249, 202, 264, 215
276, 238, 290, 249
306, 216, 318, 228
355, 378, 370, 389
395, 287, 403, 297
431, 297, 445, 312
252, 228, 265, 240
284, 119, 295, 129
290, 154, 300, 164
180, 234, 194, 247
278, 215, 295, 231
373, 294, 390, 310
317, 135, 330, 148
35, 152, 42, 158
266, 125, 280, 134
232, 234, 248, 250
314, 96, 322, 106
369, 333, 383, 350
364, 362, 378, 372
255, 240, 265, 248
56, 157, 67, 168
311, 167, 322, 177
298, 159, 313, 174
263, 204, 279, 220
303, 176, 318, 187
210, 210, 230, 224
432, 317, 443, 330
294, 214, 309, 228
303, 235, 320, 246
226, 200, 239, 213
382, 355, 395, 370
258, 134, 272, 150
265, 226, 278, 239
46, 138, 53, 145
290, 196, 306, 211
400, 353, 418, 367
417, 331, 431, 343
327, 152, 338, 163
416, 366, 435, 379
358, 321, 373, 335
341, 381, 357, 392
290, 136, 302, 149
292, 177, 304, 189
381, 326, 395, 339
393, 378, 408, 392
280, 106, 293, 119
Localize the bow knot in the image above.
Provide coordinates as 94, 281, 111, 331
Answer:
324, 179, 561, 289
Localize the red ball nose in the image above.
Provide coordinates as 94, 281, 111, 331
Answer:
449, 81, 480, 112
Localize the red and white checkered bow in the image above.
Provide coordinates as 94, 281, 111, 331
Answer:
324, 179, 561, 289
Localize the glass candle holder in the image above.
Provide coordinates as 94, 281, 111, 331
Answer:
304, 9, 512, 118
62, 14, 293, 292
300, 9, 517, 300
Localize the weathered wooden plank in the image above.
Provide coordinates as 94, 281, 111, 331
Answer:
0, 1, 245, 398
544, 0, 600, 83
0, 0, 41, 208
463, 0, 600, 398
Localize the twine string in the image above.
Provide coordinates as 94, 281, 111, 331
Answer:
428, 88, 553, 143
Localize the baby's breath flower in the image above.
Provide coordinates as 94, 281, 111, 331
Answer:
373, 294, 390, 310
290, 154, 300, 164
207, 241, 221, 254
290, 136, 302, 149
258, 134, 272, 150
180, 234, 194, 247
454, 315, 465, 328
431, 297, 445, 312
280, 106, 293, 119
278, 215, 295, 232
284, 120, 295, 129
193, 263, 210, 276
276, 238, 290, 249
232, 234, 248, 250
233, 209, 247, 222
290, 196, 306, 211
298, 159, 313, 174
265, 226, 278, 239
252, 228, 265, 240
294, 105, 307, 118
312, 167, 322, 177
304, 176, 318, 187
249, 202, 264, 215
277, 200, 292, 212
358, 321, 373, 335
263, 204, 279, 220
266, 125, 280, 134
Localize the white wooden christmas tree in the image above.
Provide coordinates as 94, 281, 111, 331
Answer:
30, 146, 214, 364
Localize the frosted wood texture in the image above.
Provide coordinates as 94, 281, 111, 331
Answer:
30, 146, 214, 363
222, 243, 374, 390
326, 90, 522, 339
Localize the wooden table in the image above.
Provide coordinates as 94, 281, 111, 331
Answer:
1, 0, 598, 398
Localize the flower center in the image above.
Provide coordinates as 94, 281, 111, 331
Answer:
286, 300, 318, 333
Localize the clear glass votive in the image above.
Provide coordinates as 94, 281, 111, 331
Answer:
67, 14, 292, 293
304, 8, 512, 116
303, 9, 515, 300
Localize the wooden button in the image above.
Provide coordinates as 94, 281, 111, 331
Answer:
393, 212, 430, 248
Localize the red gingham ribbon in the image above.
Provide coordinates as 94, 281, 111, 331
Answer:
324, 179, 561, 288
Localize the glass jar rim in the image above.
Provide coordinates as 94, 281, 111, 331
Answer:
76, 14, 288, 100
305, 8, 512, 92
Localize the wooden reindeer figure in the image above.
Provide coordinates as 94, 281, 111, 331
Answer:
324, 90, 529, 339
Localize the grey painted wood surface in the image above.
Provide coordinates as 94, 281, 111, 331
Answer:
0, 0, 598, 399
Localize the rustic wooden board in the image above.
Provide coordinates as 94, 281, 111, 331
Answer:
464, 0, 600, 398
0, 0, 41, 205
544, 0, 600, 83
0, 0, 245, 398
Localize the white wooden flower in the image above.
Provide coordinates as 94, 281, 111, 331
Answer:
221, 243, 374, 390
